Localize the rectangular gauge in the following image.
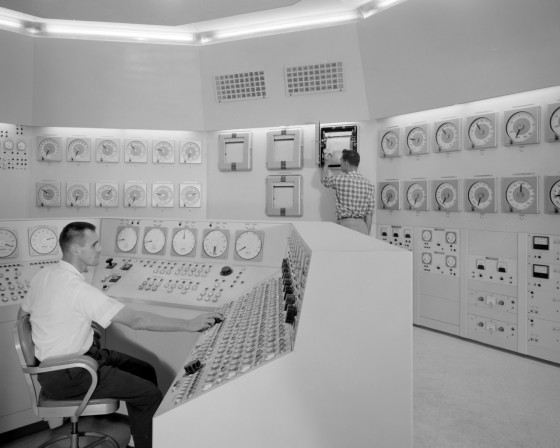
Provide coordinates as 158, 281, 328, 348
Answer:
544, 175, 560, 214
266, 128, 303, 170
532, 236, 549, 251
218, 133, 252, 171
266, 175, 302, 216
318, 124, 358, 167
532, 264, 549, 279
501, 176, 539, 214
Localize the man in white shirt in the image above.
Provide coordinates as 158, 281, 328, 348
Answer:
21, 222, 223, 448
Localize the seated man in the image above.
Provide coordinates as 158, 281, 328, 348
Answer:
20, 221, 223, 448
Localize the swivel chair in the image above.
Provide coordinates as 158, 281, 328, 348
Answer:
13, 314, 120, 448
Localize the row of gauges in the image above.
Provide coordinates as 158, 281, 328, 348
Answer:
115, 226, 264, 261
378, 175, 560, 214
2, 139, 27, 152
36, 181, 202, 208
36, 137, 202, 164
0, 225, 60, 258
379, 103, 560, 157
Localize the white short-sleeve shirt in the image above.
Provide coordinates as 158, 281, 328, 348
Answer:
22, 260, 124, 361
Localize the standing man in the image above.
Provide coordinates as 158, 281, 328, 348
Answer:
20, 221, 223, 448
321, 149, 375, 235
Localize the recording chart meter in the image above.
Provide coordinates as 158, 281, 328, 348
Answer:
503, 106, 540, 146
545, 103, 560, 142
378, 181, 400, 210
266, 175, 303, 217
403, 180, 428, 211
0, 228, 18, 258
319, 124, 358, 167
464, 178, 497, 213
544, 175, 560, 214
266, 128, 303, 170
501, 176, 538, 214
218, 133, 252, 171
465, 113, 497, 149
379, 128, 400, 158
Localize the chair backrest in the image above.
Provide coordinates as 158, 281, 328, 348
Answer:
13, 315, 40, 414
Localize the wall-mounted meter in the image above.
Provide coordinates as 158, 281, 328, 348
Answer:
403, 180, 428, 211
152, 140, 176, 164
66, 137, 91, 162
544, 175, 560, 214
66, 182, 90, 208
180, 141, 202, 164
318, 123, 358, 167
36, 181, 61, 207
463, 178, 497, 213
379, 127, 401, 158
503, 106, 540, 146
545, 103, 560, 142
433, 119, 461, 153
431, 179, 460, 212
404, 123, 428, 156
96, 138, 120, 163
152, 182, 175, 208
124, 181, 147, 208
464, 113, 497, 150
378, 181, 400, 210
266, 175, 302, 217
124, 139, 147, 163
37, 136, 62, 162
501, 175, 539, 214
95, 182, 119, 207
179, 183, 202, 208
218, 132, 252, 171
266, 128, 303, 170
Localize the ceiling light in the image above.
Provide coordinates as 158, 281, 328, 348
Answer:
0, 17, 22, 29
45, 24, 196, 43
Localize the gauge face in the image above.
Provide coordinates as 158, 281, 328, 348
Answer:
468, 181, 493, 211
422, 230, 432, 242
406, 183, 426, 209
180, 142, 201, 163
96, 184, 118, 207
446, 256, 456, 268
550, 106, 560, 139
37, 183, 60, 207
152, 185, 174, 207
421, 253, 432, 264
30, 227, 58, 255
505, 110, 537, 144
435, 182, 458, 210
67, 184, 90, 207
406, 127, 427, 154
435, 122, 459, 151
235, 231, 263, 260
3, 139, 14, 150
125, 140, 147, 163
96, 139, 119, 162
67, 138, 90, 162
143, 228, 167, 254
125, 185, 146, 207
172, 228, 196, 256
549, 180, 560, 210
203, 230, 228, 258
0, 229, 17, 258
38, 137, 61, 161
116, 226, 138, 253
505, 180, 535, 211
17, 140, 26, 151
381, 184, 399, 208
445, 232, 457, 244
380, 131, 399, 157
180, 185, 201, 207
468, 117, 495, 148
153, 141, 174, 163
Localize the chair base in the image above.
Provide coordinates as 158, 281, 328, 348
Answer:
38, 431, 120, 448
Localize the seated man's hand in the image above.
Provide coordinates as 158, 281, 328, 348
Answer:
189, 312, 225, 332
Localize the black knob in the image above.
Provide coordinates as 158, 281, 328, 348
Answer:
220, 266, 233, 276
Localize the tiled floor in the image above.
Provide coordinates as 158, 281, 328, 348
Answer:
2, 326, 560, 447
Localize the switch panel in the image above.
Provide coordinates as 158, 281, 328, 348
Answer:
468, 290, 517, 314
467, 315, 517, 351
469, 255, 517, 286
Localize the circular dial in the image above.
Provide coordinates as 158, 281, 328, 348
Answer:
152, 185, 173, 207
505, 180, 536, 211
37, 184, 60, 206
549, 180, 560, 210
0, 229, 17, 258
235, 231, 263, 260
17, 140, 26, 151
68, 138, 90, 161
67, 184, 89, 207
406, 127, 427, 154
96, 184, 118, 206
38, 138, 61, 161
3, 139, 14, 150
153, 141, 174, 163
125, 185, 146, 207
203, 230, 228, 258
435, 182, 458, 209
506, 110, 537, 144
406, 183, 426, 209
468, 117, 495, 147
421, 253, 432, 264
30, 227, 58, 255
550, 106, 560, 138
125, 140, 147, 162
96, 139, 119, 161
381, 184, 398, 208
446, 256, 457, 268
116, 226, 138, 252
435, 122, 458, 151
381, 131, 399, 157
172, 229, 196, 256
180, 186, 201, 207
422, 230, 432, 242
181, 142, 201, 162
445, 232, 457, 244
143, 228, 166, 254
468, 181, 493, 211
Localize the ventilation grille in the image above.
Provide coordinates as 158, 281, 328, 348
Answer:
285, 62, 344, 96
214, 71, 266, 102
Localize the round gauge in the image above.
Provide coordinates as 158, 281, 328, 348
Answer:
3, 139, 14, 150
468, 181, 493, 211
181, 142, 201, 162
435, 182, 458, 210
125, 185, 146, 207
549, 180, 560, 210
125, 140, 147, 162
505, 110, 537, 144
180, 185, 201, 207
422, 230, 432, 242
172, 229, 196, 256
38, 138, 61, 161
96, 139, 119, 162
446, 256, 456, 268
406, 127, 427, 154
550, 106, 560, 138
203, 230, 228, 258
381, 131, 399, 157
17, 140, 26, 151
116, 226, 138, 253
406, 183, 426, 209
468, 117, 495, 147
381, 184, 398, 208
505, 180, 536, 211
30, 227, 58, 255
0, 229, 17, 258
37, 184, 60, 206
153, 141, 174, 163
67, 184, 89, 207
152, 185, 173, 207
421, 253, 432, 264
445, 232, 457, 244
435, 122, 458, 151
143, 228, 167, 254
68, 138, 90, 162
235, 231, 263, 260
96, 184, 118, 206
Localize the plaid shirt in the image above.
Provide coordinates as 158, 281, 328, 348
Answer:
322, 171, 375, 220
